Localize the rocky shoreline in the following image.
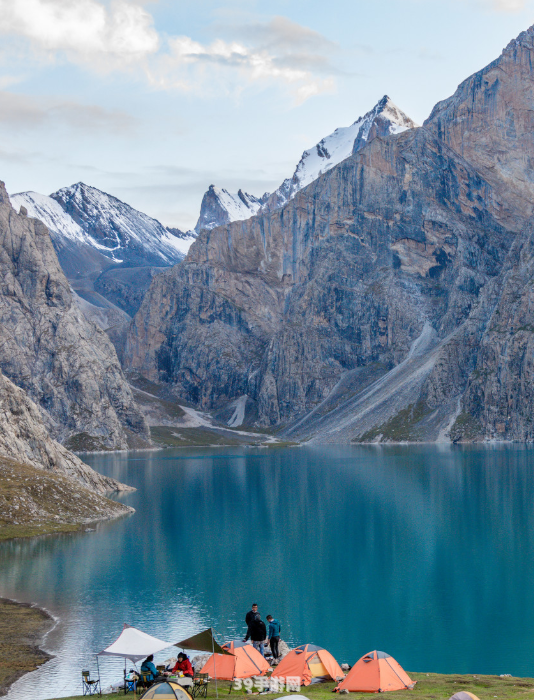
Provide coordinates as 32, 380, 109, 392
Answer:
0, 597, 55, 696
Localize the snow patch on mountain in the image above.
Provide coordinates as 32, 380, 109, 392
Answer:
10, 191, 86, 243
52, 182, 194, 264
194, 96, 417, 230
195, 185, 269, 233
263, 96, 418, 211
10, 183, 197, 269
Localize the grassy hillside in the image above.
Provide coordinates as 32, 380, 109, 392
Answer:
0, 456, 132, 541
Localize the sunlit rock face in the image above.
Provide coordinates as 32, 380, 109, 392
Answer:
126, 25, 534, 442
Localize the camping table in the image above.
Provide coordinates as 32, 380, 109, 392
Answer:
169, 676, 193, 688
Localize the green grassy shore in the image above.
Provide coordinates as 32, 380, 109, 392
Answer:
53, 674, 534, 700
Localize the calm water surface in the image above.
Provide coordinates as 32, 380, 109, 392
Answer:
2, 445, 534, 697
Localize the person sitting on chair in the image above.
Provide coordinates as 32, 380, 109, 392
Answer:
141, 654, 158, 680
172, 653, 193, 677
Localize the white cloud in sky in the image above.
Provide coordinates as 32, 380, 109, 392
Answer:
0, 0, 159, 68
449, 0, 528, 11
159, 31, 336, 103
0, 0, 337, 102
488, 0, 526, 10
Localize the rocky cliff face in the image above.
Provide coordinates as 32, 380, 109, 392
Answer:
0, 370, 132, 493
126, 25, 534, 442
262, 95, 417, 212
195, 186, 268, 233
0, 183, 151, 450
193, 98, 416, 233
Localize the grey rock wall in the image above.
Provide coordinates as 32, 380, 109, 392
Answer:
0, 182, 151, 450
0, 370, 132, 494
126, 24, 534, 443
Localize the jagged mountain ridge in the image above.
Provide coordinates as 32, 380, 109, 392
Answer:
10, 184, 197, 321
126, 24, 534, 443
11, 183, 194, 275
194, 186, 269, 233
263, 95, 417, 212
194, 96, 416, 231
0, 181, 151, 451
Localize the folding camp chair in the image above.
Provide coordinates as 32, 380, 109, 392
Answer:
191, 673, 210, 698
82, 670, 101, 696
137, 673, 154, 692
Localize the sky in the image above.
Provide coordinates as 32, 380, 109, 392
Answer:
0, 0, 534, 230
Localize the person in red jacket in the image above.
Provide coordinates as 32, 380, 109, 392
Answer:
172, 653, 193, 677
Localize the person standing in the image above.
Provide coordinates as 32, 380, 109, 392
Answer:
244, 613, 267, 657
266, 615, 281, 660
245, 603, 258, 627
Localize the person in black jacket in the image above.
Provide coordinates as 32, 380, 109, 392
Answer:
245, 603, 258, 627
244, 613, 267, 657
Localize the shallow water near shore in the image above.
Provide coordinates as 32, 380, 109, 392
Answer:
3, 444, 534, 697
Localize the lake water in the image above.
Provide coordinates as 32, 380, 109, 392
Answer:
3, 445, 534, 698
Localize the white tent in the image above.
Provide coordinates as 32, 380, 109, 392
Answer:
98, 624, 174, 663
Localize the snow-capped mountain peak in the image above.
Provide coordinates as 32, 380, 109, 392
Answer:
194, 185, 270, 233
10, 182, 196, 279
263, 96, 417, 211
192, 97, 417, 231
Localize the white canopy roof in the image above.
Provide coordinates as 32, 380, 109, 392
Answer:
98, 625, 174, 662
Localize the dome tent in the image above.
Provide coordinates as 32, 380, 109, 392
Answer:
200, 641, 269, 680
336, 651, 415, 693
138, 681, 192, 700
449, 694, 481, 700
271, 644, 344, 686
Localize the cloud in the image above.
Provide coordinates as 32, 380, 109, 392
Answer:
156, 18, 338, 104
0, 1, 337, 103
486, 0, 525, 9
445, 0, 529, 11
0, 91, 136, 133
223, 16, 336, 55
0, 0, 159, 69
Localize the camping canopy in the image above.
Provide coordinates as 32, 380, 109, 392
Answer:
271, 644, 344, 686
98, 624, 174, 663
335, 651, 415, 693
200, 641, 270, 680
175, 629, 231, 655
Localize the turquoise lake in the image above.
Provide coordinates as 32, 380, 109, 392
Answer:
3, 444, 534, 698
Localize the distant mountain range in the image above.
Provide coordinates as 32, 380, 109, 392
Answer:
10, 182, 194, 277
194, 96, 417, 232
9, 183, 197, 329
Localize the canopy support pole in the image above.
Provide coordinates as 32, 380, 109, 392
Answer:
212, 631, 218, 699
96, 655, 102, 697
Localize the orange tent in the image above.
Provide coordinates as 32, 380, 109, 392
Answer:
200, 641, 269, 680
271, 644, 344, 686
336, 651, 415, 693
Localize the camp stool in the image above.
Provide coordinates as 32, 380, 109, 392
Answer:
191, 673, 210, 698
82, 670, 101, 697
124, 672, 138, 695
